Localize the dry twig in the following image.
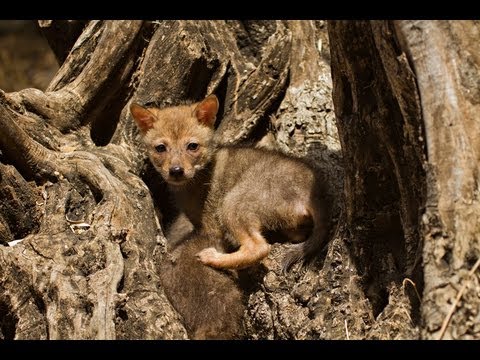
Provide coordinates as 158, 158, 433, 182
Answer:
438, 258, 480, 340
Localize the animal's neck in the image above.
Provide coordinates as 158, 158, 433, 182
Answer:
168, 160, 214, 227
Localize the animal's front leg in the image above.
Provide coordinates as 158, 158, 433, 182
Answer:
196, 230, 270, 270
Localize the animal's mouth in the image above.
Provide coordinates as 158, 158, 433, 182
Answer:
166, 177, 189, 186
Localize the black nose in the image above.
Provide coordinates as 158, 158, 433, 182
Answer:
169, 166, 184, 177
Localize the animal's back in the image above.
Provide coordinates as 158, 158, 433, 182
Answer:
210, 146, 321, 229
232, 147, 317, 200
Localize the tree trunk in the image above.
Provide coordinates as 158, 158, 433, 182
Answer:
328, 20, 480, 340
0, 20, 478, 340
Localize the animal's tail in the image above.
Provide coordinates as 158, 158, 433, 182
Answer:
281, 200, 332, 273
281, 225, 328, 273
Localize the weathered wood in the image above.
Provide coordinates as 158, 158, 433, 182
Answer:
0, 213, 13, 245
395, 20, 480, 340
0, 96, 59, 180
0, 163, 41, 240
38, 20, 88, 64
7, 21, 146, 133
216, 22, 291, 143
329, 20, 424, 338
329, 19, 480, 340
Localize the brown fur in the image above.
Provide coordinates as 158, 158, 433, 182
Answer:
131, 95, 330, 271
160, 214, 245, 339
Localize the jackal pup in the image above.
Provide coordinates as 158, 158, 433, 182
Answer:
131, 95, 329, 271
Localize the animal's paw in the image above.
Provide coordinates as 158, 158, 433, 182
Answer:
196, 247, 221, 266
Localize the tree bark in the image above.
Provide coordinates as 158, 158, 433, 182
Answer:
395, 20, 480, 340
329, 20, 480, 339
1, 19, 478, 340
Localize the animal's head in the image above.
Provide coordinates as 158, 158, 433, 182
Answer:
130, 94, 219, 186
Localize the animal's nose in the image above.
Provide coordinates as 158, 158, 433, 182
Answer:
169, 166, 184, 177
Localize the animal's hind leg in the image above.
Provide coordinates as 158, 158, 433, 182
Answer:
197, 227, 270, 270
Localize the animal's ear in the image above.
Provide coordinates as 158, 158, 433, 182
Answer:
130, 103, 156, 133
193, 94, 219, 128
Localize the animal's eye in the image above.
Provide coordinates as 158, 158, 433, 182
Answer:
155, 144, 166, 153
187, 143, 199, 151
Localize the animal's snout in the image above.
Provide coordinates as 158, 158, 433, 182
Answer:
169, 166, 185, 177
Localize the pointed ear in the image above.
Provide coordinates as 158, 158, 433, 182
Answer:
130, 103, 156, 133
194, 95, 219, 128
